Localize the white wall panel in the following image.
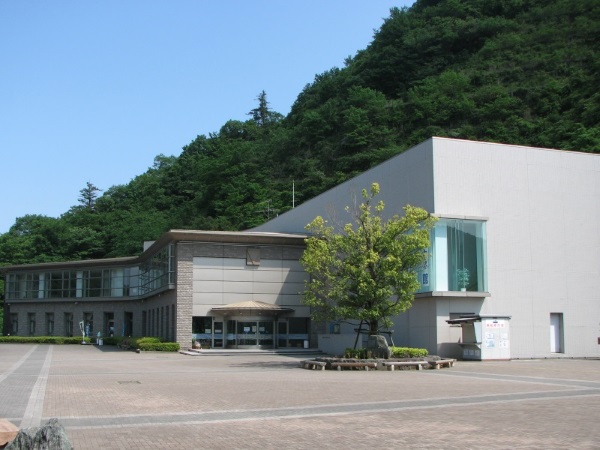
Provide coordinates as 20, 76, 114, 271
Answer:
432, 138, 600, 358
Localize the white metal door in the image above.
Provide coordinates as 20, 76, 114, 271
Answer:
550, 313, 563, 353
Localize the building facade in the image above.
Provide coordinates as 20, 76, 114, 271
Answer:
2, 137, 599, 359
2, 231, 310, 350
254, 137, 600, 359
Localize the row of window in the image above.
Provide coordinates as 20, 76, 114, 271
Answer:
7, 311, 134, 337
5, 245, 176, 300
8, 312, 71, 336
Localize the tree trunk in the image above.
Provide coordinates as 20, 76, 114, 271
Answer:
368, 320, 379, 335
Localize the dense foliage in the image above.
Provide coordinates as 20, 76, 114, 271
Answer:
0, 0, 598, 266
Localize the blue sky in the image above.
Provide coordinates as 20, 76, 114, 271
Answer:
0, 1, 413, 233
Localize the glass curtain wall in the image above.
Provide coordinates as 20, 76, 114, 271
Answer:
5, 245, 173, 301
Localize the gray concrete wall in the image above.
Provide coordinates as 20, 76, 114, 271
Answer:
190, 244, 308, 316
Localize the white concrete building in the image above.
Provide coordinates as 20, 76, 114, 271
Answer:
254, 137, 600, 359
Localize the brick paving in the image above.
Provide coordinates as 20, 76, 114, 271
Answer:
1, 344, 599, 449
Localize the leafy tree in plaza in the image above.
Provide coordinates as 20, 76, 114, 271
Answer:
300, 183, 437, 336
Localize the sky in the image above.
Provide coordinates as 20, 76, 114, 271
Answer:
0, 1, 414, 234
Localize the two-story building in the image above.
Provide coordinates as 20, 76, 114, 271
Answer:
2, 231, 310, 350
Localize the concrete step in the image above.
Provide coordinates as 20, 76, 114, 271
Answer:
180, 348, 324, 356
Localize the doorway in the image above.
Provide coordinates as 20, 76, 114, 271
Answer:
226, 319, 275, 348
550, 313, 564, 353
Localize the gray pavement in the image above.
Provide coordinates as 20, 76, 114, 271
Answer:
1, 344, 599, 449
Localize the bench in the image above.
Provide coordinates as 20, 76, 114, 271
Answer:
430, 359, 456, 369
301, 360, 327, 370
331, 362, 378, 371
382, 361, 428, 371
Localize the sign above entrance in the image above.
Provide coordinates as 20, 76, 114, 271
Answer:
211, 300, 294, 316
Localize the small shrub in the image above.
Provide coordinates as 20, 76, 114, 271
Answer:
137, 342, 180, 352
64, 336, 90, 344
341, 346, 428, 359
0, 336, 90, 344
103, 336, 124, 346
0, 335, 179, 351
136, 337, 163, 344
389, 346, 428, 358
343, 348, 370, 359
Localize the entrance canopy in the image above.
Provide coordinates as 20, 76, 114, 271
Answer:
211, 301, 293, 316
446, 314, 512, 325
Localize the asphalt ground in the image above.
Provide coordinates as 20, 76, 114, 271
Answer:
0, 344, 599, 449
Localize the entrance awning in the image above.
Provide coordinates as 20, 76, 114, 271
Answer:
446, 314, 512, 325
210, 301, 294, 316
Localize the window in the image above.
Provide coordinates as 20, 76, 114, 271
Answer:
64, 313, 73, 337
124, 312, 133, 337
104, 312, 115, 337
4, 246, 173, 301
83, 269, 114, 297
165, 307, 170, 341
28, 313, 36, 336
46, 313, 54, 336
83, 313, 93, 337
417, 218, 488, 293
447, 220, 487, 291
10, 313, 18, 335
192, 317, 213, 334
124, 267, 139, 297
6, 273, 42, 300
288, 318, 310, 348
47, 271, 77, 298
246, 248, 260, 266
139, 244, 175, 295
142, 311, 147, 336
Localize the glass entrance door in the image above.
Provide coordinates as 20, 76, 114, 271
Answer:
237, 321, 258, 346
258, 321, 273, 346
230, 319, 275, 348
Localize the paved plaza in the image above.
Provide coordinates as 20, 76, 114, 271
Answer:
0, 344, 599, 449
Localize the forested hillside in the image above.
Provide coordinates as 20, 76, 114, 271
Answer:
1, 0, 598, 265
